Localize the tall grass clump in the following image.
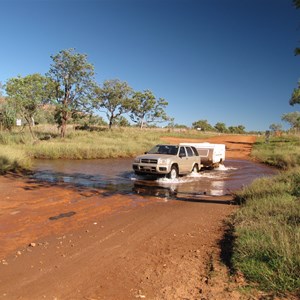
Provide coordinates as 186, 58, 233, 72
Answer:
232, 136, 300, 297
0, 131, 32, 145
0, 146, 32, 174
251, 135, 300, 169
28, 128, 164, 159
26, 127, 215, 159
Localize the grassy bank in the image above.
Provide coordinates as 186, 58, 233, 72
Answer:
232, 135, 300, 297
251, 135, 300, 169
0, 126, 214, 173
0, 145, 32, 174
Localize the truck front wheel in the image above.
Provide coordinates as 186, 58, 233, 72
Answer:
168, 165, 178, 179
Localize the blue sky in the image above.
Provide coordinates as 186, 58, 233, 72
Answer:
1, 0, 300, 131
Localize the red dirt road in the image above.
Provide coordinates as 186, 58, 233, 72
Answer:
0, 135, 257, 300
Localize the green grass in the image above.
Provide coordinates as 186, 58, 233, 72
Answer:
27, 130, 157, 159
251, 135, 300, 169
0, 145, 32, 174
232, 135, 300, 297
0, 125, 214, 171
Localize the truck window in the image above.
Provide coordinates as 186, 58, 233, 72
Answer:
186, 147, 194, 157
179, 147, 186, 157
148, 145, 178, 155
191, 146, 199, 156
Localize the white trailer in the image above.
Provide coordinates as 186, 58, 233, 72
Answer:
180, 142, 226, 168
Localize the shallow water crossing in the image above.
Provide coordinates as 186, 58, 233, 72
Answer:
32, 158, 277, 200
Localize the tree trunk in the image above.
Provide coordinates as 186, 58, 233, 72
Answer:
140, 117, 145, 129
108, 115, 113, 129
25, 116, 36, 140
61, 121, 66, 138
60, 111, 68, 138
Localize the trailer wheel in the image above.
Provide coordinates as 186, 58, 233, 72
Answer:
167, 165, 178, 179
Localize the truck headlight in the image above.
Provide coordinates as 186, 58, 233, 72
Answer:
134, 158, 140, 163
159, 158, 169, 164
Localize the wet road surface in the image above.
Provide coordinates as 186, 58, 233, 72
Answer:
32, 158, 277, 200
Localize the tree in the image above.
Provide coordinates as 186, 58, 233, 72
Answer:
290, 86, 300, 106
73, 113, 107, 129
86, 114, 107, 126
5, 74, 55, 138
166, 122, 188, 129
94, 79, 133, 129
269, 123, 283, 132
35, 104, 56, 125
192, 120, 214, 131
290, 1, 300, 105
114, 116, 131, 127
0, 82, 4, 97
47, 48, 97, 137
228, 125, 245, 134
214, 122, 227, 133
281, 111, 300, 131
294, 0, 300, 9
237, 125, 246, 133
130, 90, 169, 128
0, 100, 16, 131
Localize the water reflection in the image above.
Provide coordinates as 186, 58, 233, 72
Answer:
32, 158, 277, 199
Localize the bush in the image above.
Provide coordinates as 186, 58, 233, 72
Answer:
0, 146, 32, 173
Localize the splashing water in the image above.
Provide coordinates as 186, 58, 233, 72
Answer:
33, 158, 276, 198
214, 164, 238, 171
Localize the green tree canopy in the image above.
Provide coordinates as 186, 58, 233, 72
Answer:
192, 119, 214, 131
0, 99, 16, 131
269, 123, 283, 132
167, 123, 189, 129
290, 86, 300, 106
214, 122, 227, 133
114, 116, 131, 127
0, 82, 4, 97
294, 0, 300, 9
94, 79, 133, 129
282, 111, 300, 131
47, 48, 97, 137
130, 90, 169, 128
228, 125, 245, 134
5, 73, 55, 138
290, 1, 300, 104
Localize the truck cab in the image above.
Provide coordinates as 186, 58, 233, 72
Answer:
132, 144, 201, 179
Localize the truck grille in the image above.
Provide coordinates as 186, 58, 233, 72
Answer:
141, 158, 157, 164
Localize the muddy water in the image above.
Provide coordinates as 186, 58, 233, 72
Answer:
32, 158, 277, 200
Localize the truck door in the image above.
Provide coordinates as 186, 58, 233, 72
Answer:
186, 146, 196, 171
179, 146, 189, 173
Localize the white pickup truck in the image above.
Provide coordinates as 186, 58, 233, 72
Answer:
132, 144, 201, 179
180, 142, 226, 168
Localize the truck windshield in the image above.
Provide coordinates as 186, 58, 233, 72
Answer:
148, 145, 179, 155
